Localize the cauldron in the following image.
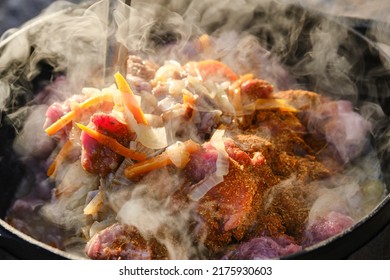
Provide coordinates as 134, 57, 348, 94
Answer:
0, 0, 389, 259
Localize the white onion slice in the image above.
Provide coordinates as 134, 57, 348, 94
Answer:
166, 141, 190, 168
188, 173, 224, 201
83, 191, 103, 216
210, 129, 229, 177
123, 106, 168, 150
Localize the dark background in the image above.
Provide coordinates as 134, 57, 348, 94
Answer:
0, 0, 388, 260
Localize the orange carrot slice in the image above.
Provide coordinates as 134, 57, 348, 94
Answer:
124, 153, 172, 179
182, 89, 195, 107
76, 123, 147, 161
45, 93, 113, 136
124, 140, 200, 179
114, 72, 148, 125
47, 140, 73, 177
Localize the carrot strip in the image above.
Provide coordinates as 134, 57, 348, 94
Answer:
76, 123, 147, 161
45, 93, 114, 136
114, 72, 148, 125
124, 140, 200, 180
47, 140, 73, 177
125, 153, 172, 179
182, 89, 195, 107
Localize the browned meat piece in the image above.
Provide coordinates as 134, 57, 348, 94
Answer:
85, 223, 168, 260
127, 55, 158, 81
273, 90, 325, 111
185, 139, 278, 255
226, 126, 332, 242
80, 113, 135, 176
275, 90, 371, 164
196, 158, 263, 254
241, 109, 314, 156
258, 179, 319, 241
240, 79, 273, 101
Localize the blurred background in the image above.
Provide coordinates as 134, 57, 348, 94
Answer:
0, 0, 389, 259
1, 0, 390, 34
0, 0, 82, 35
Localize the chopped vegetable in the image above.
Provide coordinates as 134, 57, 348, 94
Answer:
182, 89, 196, 107
83, 191, 103, 217
124, 140, 200, 179
45, 93, 114, 136
114, 72, 148, 125
76, 123, 147, 161
47, 140, 73, 177
123, 106, 168, 150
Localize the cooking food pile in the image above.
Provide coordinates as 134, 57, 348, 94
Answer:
5, 32, 386, 259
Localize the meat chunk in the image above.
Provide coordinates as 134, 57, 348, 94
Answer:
195, 159, 261, 254
185, 139, 278, 255
222, 235, 302, 260
126, 55, 158, 94
85, 223, 168, 260
303, 211, 354, 247
240, 79, 273, 101
127, 55, 158, 81
273, 90, 325, 111
241, 109, 314, 156
258, 178, 319, 240
80, 113, 134, 176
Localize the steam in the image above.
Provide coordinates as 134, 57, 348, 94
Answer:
1, 0, 389, 259
114, 168, 202, 259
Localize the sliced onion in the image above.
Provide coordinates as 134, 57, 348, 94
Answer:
166, 141, 190, 169
82, 87, 101, 97
154, 60, 184, 83
188, 173, 224, 201
210, 129, 229, 176
187, 76, 211, 98
89, 219, 115, 239
83, 191, 103, 216
123, 106, 168, 150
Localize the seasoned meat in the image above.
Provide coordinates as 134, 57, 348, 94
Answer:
85, 223, 168, 260
273, 90, 325, 111
127, 55, 158, 82
258, 179, 319, 240
196, 158, 261, 254
240, 79, 274, 101
80, 113, 135, 176
226, 129, 331, 241
241, 109, 314, 156
185, 139, 277, 255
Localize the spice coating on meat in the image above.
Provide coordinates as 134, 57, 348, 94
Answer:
85, 223, 168, 260
80, 113, 135, 175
